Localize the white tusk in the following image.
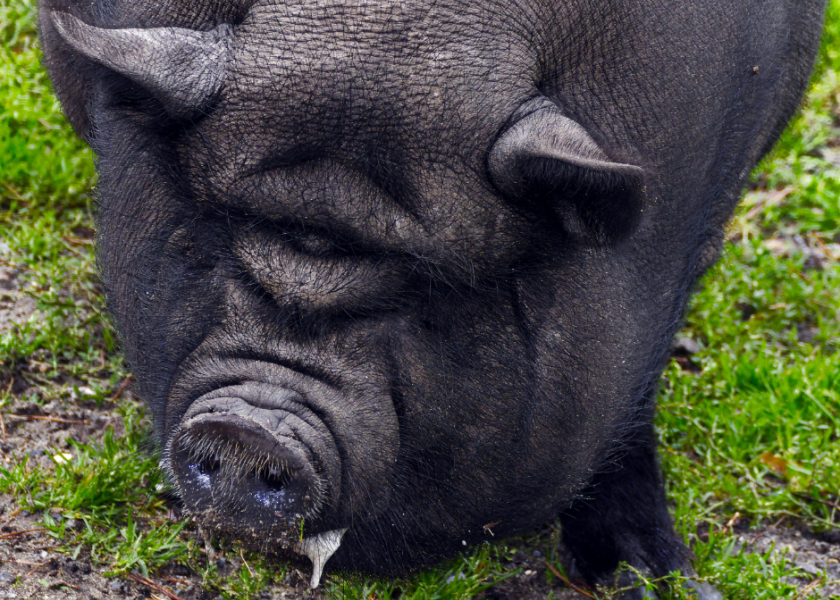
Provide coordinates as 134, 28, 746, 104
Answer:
292, 528, 347, 588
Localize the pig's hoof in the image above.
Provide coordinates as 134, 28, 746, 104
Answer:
611, 570, 657, 599
683, 579, 723, 600
602, 570, 721, 600
613, 574, 722, 600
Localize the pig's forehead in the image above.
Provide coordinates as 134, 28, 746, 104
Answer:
191, 0, 560, 179
227, 0, 541, 106
241, 0, 552, 38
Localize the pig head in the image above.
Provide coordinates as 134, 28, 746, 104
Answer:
40, 0, 824, 592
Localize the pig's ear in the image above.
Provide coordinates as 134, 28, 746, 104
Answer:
489, 97, 645, 244
48, 11, 232, 121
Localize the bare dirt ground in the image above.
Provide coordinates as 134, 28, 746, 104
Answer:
1, 265, 839, 599
0, 266, 35, 340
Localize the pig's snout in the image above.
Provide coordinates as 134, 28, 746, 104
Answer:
173, 413, 323, 518
168, 385, 342, 531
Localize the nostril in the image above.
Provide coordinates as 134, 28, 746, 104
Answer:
200, 455, 221, 475
179, 450, 217, 495
185, 454, 221, 488
261, 465, 291, 490
245, 461, 317, 514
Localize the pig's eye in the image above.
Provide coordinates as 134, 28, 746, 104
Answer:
224, 206, 363, 260
489, 97, 645, 245
289, 231, 337, 257
272, 224, 362, 259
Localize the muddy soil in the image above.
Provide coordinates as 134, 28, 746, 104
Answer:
1, 261, 837, 600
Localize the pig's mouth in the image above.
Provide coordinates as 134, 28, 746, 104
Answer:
167, 383, 342, 541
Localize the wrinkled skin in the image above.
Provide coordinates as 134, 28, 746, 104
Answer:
40, 0, 824, 594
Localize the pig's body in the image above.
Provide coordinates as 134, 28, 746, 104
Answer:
40, 0, 824, 594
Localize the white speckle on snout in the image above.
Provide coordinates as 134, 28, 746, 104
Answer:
292, 528, 347, 588
187, 463, 210, 488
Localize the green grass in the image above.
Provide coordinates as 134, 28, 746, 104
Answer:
0, 0, 104, 375
0, 0, 95, 206
1, 0, 839, 598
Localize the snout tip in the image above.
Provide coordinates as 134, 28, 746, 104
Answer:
169, 407, 326, 532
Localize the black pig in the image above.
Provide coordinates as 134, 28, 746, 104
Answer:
39, 0, 824, 595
